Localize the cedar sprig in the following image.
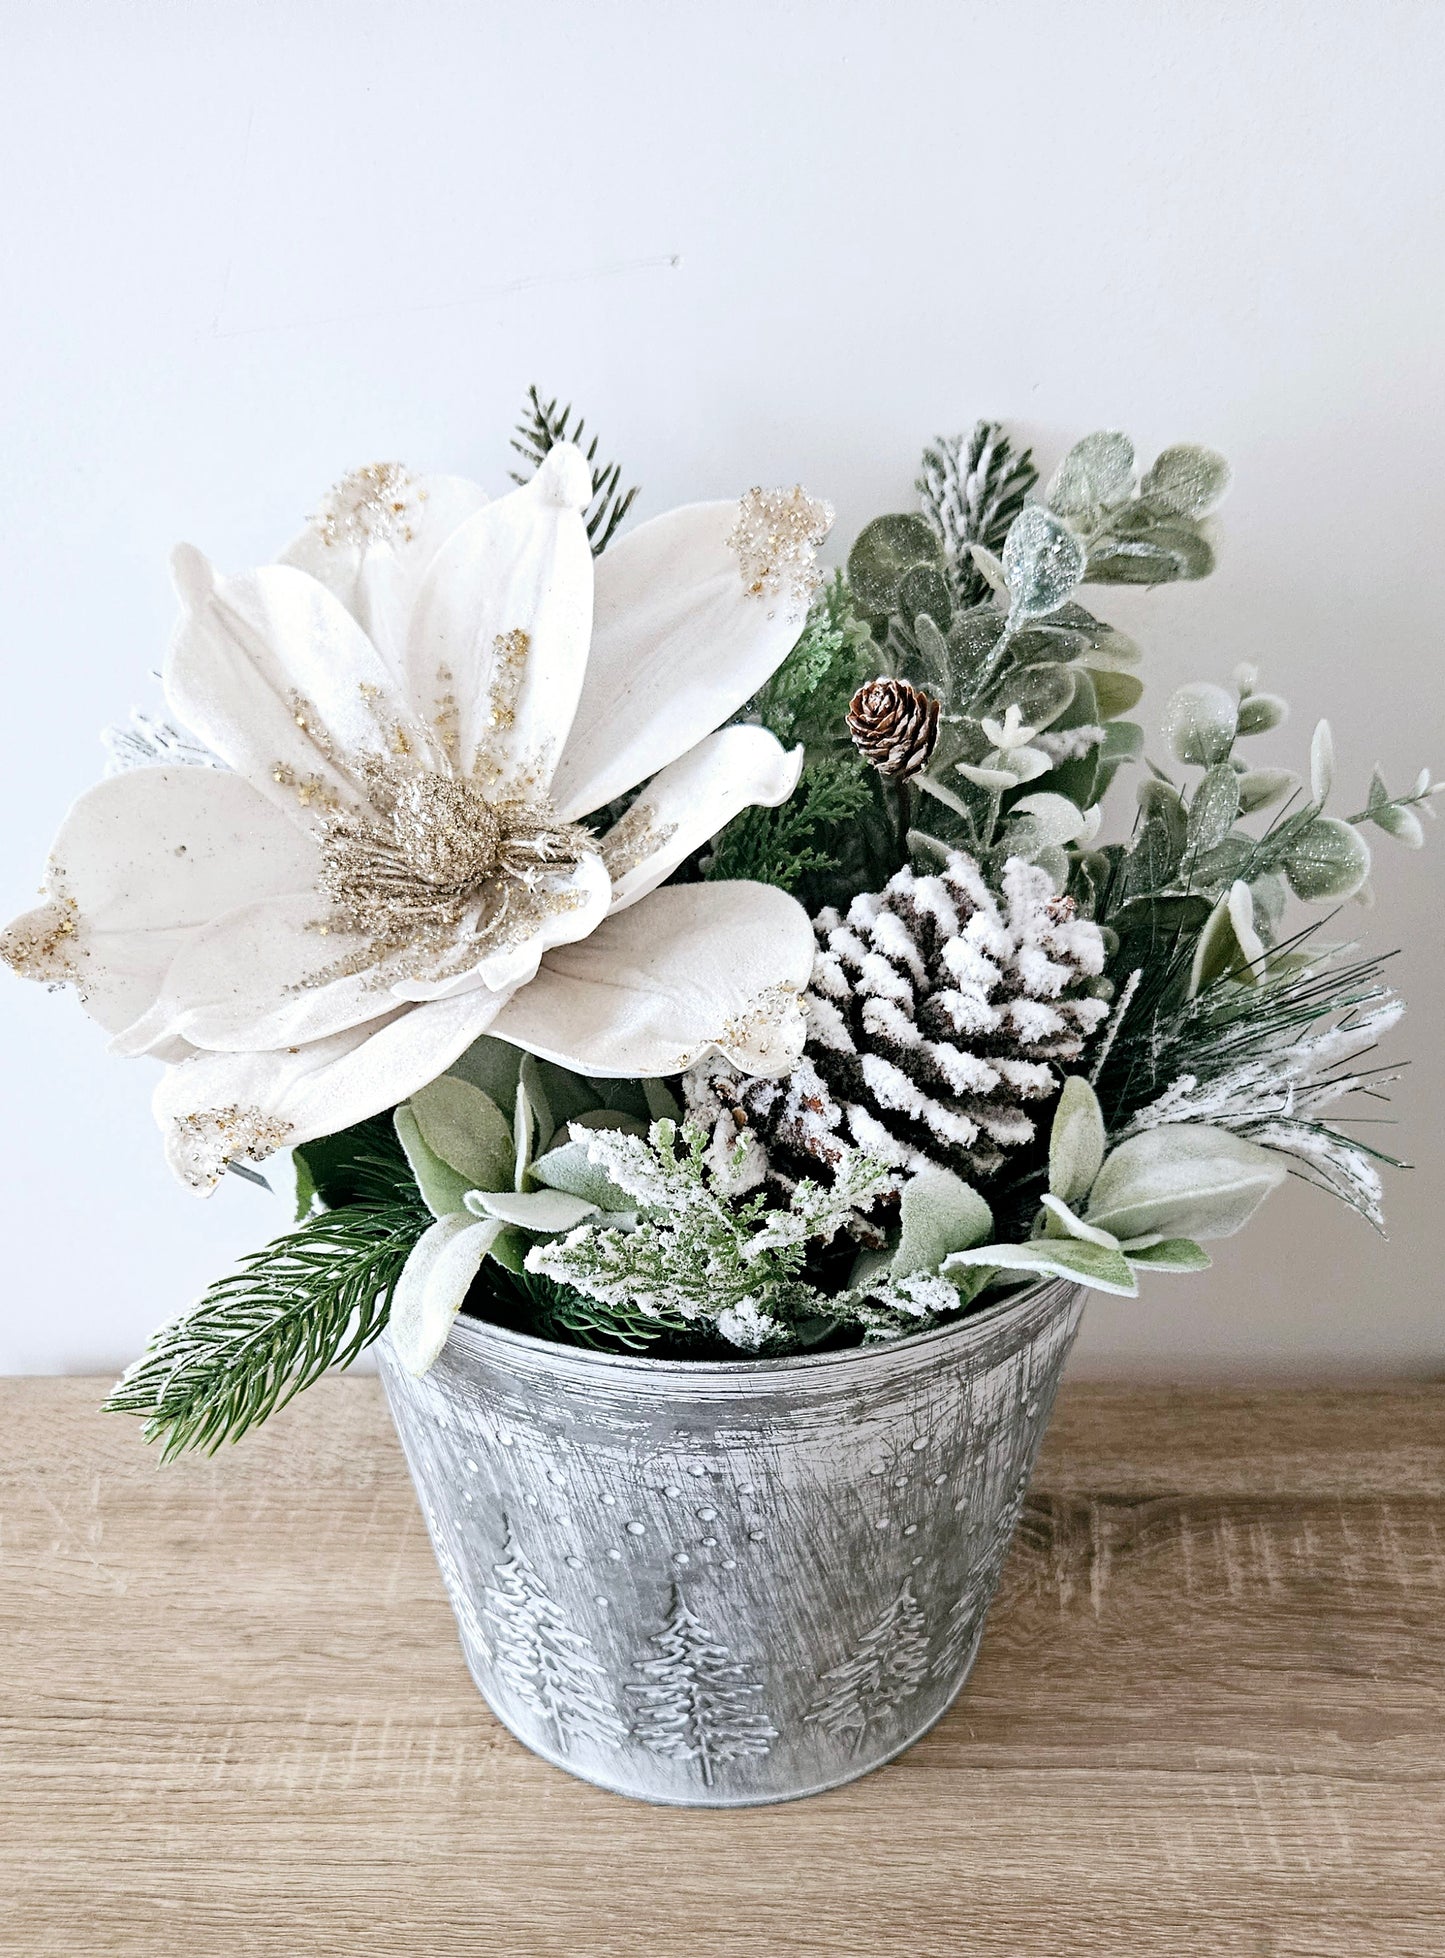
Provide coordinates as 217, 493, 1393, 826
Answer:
104, 1143, 430, 1459
509, 384, 639, 553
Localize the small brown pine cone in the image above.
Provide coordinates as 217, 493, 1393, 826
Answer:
847, 677, 941, 780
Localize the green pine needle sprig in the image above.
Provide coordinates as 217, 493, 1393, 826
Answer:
509, 384, 639, 553
105, 1144, 430, 1460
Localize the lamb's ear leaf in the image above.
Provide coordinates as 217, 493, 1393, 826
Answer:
1039, 1193, 1117, 1247
1084, 1124, 1287, 1242
531, 1138, 637, 1211
389, 1215, 507, 1377
409, 1076, 514, 1191
394, 1105, 472, 1220
643, 1077, 683, 1123
942, 1237, 1139, 1297
891, 1169, 993, 1276
1125, 1237, 1212, 1273
1048, 1076, 1107, 1204
513, 1055, 554, 1188
447, 1035, 523, 1112
464, 1187, 599, 1233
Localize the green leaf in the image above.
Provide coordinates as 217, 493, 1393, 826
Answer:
1283, 817, 1371, 900
1186, 764, 1241, 856
847, 513, 940, 615
1236, 691, 1288, 736
1188, 881, 1264, 997
897, 560, 953, 632
942, 1237, 1139, 1297
1162, 682, 1238, 767
891, 1168, 993, 1277
1049, 1076, 1107, 1204
1125, 1237, 1212, 1273
1039, 1194, 1119, 1247
1237, 767, 1298, 814
1140, 445, 1230, 518
1088, 668, 1145, 719
409, 1076, 515, 1191
1047, 431, 1135, 519
1370, 801, 1425, 847
464, 1188, 599, 1232
1002, 506, 1088, 618
998, 661, 1076, 731
1084, 1124, 1287, 1242
1011, 792, 1090, 847
531, 1138, 638, 1211
1087, 521, 1215, 585
393, 1105, 472, 1220
1310, 719, 1335, 805
448, 1036, 524, 1114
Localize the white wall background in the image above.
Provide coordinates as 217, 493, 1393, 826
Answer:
1, 0, 1442, 1378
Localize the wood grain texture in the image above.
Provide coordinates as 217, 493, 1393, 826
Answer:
1, 1378, 1440, 1957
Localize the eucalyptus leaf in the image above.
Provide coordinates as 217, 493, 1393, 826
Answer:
897, 561, 953, 633
1088, 668, 1145, 719
848, 513, 940, 615
1002, 505, 1088, 619
1087, 522, 1214, 585
1011, 792, 1090, 847
1140, 445, 1230, 518
1185, 764, 1241, 856
1084, 1124, 1287, 1242
1162, 682, 1238, 767
1283, 816, 1371, 900
1370, 801, 1425, 847
996, 662, 1076, 731
968, 543, 1009, 594
1188, 881, 1264, 997
1310, 719, 1335, 805
891, 1168, 993, 1277
1047, 431, 1135, 519
1236, 691, 1289, 736
1048, 1075, 1107, 1204
1237, 767, 1299, 814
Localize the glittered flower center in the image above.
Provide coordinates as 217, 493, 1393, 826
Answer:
311, 760, 597, 983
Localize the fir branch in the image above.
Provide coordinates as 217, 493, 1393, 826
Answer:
918, 422, 1038, 607
105, 1161, 429, 1459
742, 573, 873, 749
704, 753, 872, 893
509, 384, 639, 553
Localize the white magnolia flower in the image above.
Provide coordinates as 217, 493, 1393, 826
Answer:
3, 448, 833, 1190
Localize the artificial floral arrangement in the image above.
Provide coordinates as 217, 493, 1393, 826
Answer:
6, 392, 1438, 1457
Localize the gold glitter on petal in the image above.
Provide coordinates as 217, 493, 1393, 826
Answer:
0, 893, 81, 985
727, 486, 834, 614
599, 801, 679, 883
171, 1104, 294, 1192
308, 462, 426, 550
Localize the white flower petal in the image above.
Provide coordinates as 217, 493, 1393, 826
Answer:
486, 880, 815, 1080
153, 989, 503, 1190
165, 550, 435, 823
118, 891, 421, 1055
388, 1212, 505, 1376
605, 728, 804, 911
279, 469, 488, 678
0, 768, 318, 1039
403, 444, 594, 788
549, 501, 823, 819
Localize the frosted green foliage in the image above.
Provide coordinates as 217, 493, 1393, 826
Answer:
526, 1119, 893, 1353
1044, 432, 1227, 586
740, 573, 875, 750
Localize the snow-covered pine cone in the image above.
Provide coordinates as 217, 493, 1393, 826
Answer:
688, 852, 1110, 1189
847, 678, 941, 780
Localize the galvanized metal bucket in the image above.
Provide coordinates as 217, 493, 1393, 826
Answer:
378, 1278, 1083, 1806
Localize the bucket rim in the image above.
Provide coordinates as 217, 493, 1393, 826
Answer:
416, 1275, 1081, 1386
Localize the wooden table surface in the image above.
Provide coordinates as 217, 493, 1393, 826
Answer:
2, 1378, 1441, 1957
